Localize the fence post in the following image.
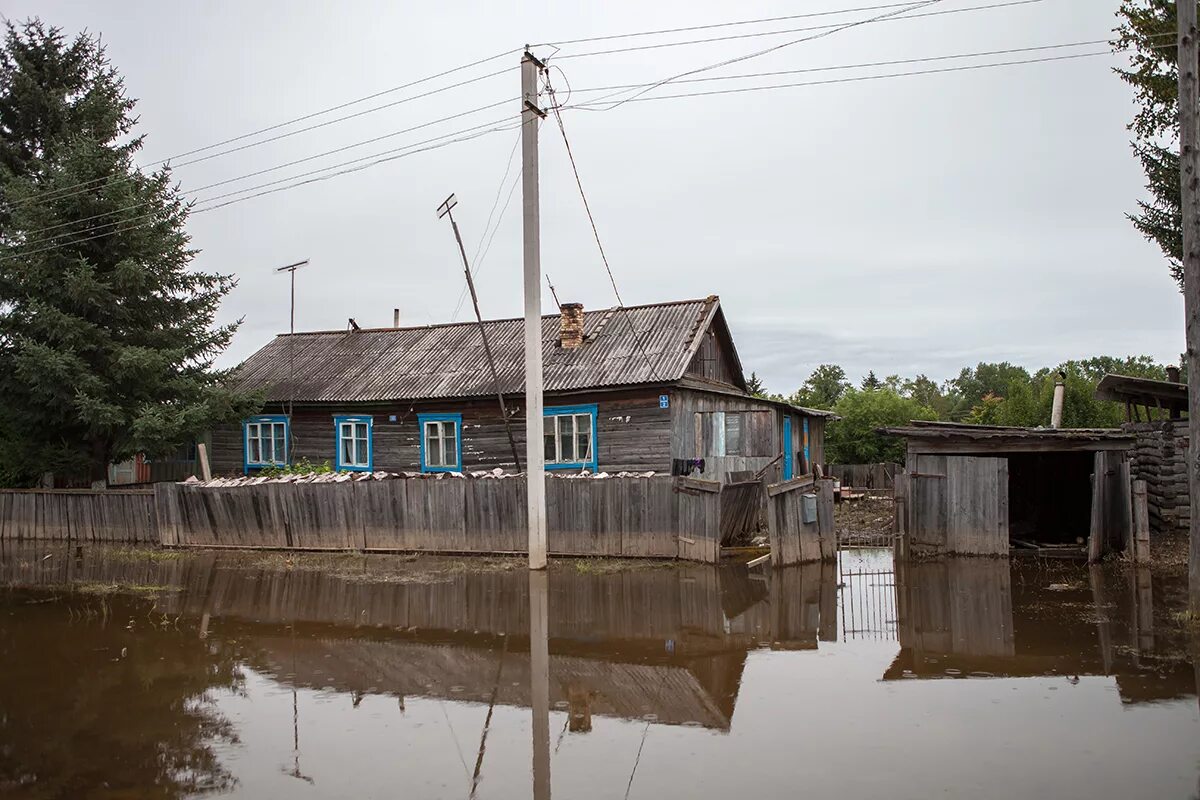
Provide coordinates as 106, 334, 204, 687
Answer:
1132, 479, 1151, 563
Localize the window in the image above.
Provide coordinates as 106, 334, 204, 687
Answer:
725, 412, 742, 456
544, 405, 598, 470
244, 415, 288, 471
335, 416, 373, 471
419, 413, 461, 472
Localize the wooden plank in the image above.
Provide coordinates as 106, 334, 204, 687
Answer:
1132, 479, 1151, 563
766, 475, 816, 498
1088, 451, 1107, 563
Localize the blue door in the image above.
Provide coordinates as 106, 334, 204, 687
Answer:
783, 416, 793, 480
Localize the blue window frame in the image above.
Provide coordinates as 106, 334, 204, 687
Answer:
244, 415, 289, 472
544, 404, 598, 471
334, 416, 373, 472
418, 413, 462, 472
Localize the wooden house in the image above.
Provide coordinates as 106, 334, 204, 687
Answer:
209, 296, 832, 481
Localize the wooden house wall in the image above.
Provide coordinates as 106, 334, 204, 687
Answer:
669, 389, 827, 483
207, 389, 675, 476
685, 327, 739, 388
670, 389, 782, 483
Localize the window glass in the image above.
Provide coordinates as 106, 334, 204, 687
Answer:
544, 409, 595, 465
575, 414, 591, 461
725, 413, 742, 456
423, 419, 458, 468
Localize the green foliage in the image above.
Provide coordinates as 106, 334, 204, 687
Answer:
775, 355, 1175, 466
257, 458, 334, 477
745, 371, 767, 398
789, 363, 851, 409
0, 20, 259, 485
1112, 0, 1188, 288
825, 389, 937, 463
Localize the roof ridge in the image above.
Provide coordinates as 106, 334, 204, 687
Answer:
273, 296, 719, 338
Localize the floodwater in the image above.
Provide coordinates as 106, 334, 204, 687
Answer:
0, 546, 1197, 800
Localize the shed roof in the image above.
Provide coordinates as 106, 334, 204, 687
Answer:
881, 420, 1133, 453
236, 296, 745, 403
1095, 373, 1187, 410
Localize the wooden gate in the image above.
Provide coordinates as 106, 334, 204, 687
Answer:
904, 455, 1009, 557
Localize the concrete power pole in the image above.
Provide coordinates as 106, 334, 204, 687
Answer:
1179, 0, 1200, 610
522, 50, 548, 570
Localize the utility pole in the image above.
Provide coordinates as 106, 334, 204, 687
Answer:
1180, 0, 1200, 611
275, 259, 309, 463
522, 50, 548, 570
437, 193, 522, 471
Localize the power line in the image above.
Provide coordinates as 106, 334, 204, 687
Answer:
551, 0, 1041, 61
543, 76, 662, 382
564, 0, 945, 113
561, 37, 1168, 96
10, 48, 520, 210
11, 99, 519, 243
564, 49, 1149, 110
532, 2, 921, 48
451, 130, 523, 321
0, 119, 519, 263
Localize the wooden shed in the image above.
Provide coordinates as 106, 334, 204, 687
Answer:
884, 421, 1136, 560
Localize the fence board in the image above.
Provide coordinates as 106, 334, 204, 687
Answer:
0, 489, 155, 543
159, 476, 721, 563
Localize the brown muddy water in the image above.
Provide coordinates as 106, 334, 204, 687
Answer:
0, 546, 1197, 800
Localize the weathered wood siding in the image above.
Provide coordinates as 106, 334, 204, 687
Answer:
0, 489, 157, 543
765, 477, 836, 565
157, 475, 722, 562
207, 389, 675, 476
685, 326, 740, 387
904, 455, 1009, 557
671, 389, 782, 482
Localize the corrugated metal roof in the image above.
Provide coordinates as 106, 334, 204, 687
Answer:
236, 297, 722, 403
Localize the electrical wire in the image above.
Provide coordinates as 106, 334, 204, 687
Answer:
531, 2, 921, 47
550, 0, 1039, 61
10, 98, 520, 243
0, 119, 519, 263
10, 47, 521, 210
450, 130, 526, 322
564, 49, 1148, 110
563, 0, 945, 113
560, 36, 1171, 96
543, 75, 662, 382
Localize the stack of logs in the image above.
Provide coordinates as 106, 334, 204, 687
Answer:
1123, 420, 1191, 536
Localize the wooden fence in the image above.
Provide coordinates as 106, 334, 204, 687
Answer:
765, 476, 836, 565
718, 479, 763, 546
156, 475, 723, 562
828, 462, 900, 491
0, 489, 157, 543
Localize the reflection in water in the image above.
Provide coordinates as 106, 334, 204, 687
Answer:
530, 569, 551, 800
0, 545, 1197, 799
890, 558, 1197, 703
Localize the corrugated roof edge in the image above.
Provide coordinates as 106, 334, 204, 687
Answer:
268, 296, 720, 338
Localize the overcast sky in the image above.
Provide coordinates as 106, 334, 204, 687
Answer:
7, 0, 1182, 393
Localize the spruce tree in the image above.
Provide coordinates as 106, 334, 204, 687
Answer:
0, 19, 258, 486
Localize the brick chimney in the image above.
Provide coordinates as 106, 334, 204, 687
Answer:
559, 303, 584, 349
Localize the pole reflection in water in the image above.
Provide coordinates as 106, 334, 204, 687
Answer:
530, 569, 551, 800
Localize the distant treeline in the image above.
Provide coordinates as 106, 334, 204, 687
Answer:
746, 356, 1177, 464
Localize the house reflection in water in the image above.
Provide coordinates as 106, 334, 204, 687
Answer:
887, 558, 1197, 705
121, 556, 837, 732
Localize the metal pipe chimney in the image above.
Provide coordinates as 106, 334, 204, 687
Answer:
1050, 371, 1066, 428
